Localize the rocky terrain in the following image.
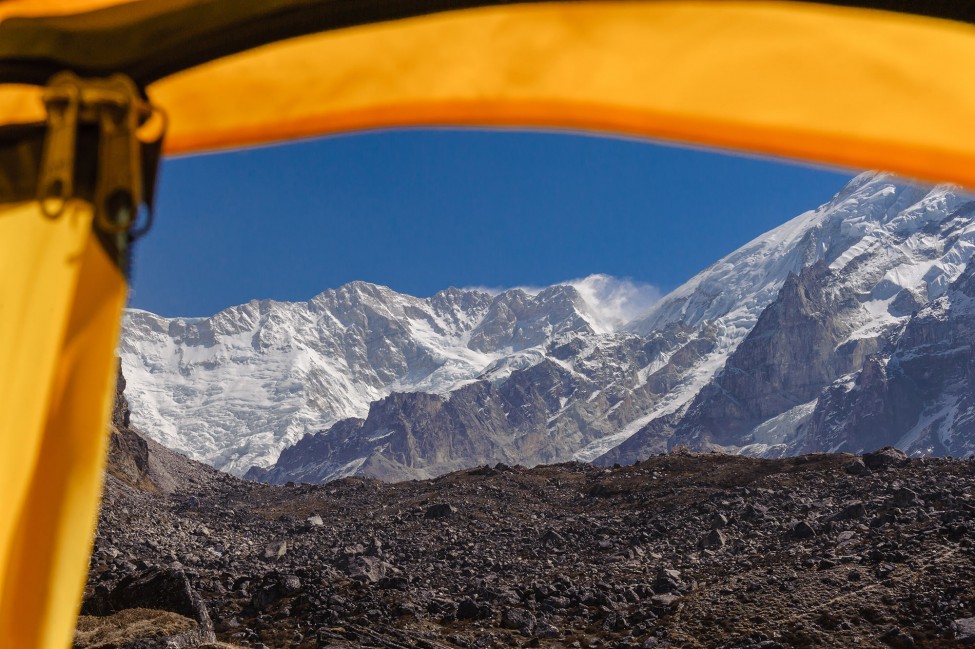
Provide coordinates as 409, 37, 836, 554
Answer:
80, 388, 975, 648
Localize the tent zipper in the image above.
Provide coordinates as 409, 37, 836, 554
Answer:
37, 72, 164, 246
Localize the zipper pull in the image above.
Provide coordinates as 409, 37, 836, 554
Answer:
38, 74, 81, 219
90, 74, 144, 235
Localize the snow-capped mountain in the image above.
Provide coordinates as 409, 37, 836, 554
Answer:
799, 256, 975, 458
597, 172, 975, 464
120, 277, 659, 475
121, 171, 975, 482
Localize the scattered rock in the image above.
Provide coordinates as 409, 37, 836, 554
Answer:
654, 567, 687, 594
86, 435, 975, 649
262, 540, 287, 560
863, 447, 909, 470
340, 554, 394, 584
880, 627, 916, 648
892, 488, 920, 507
457, 598, 493, 620
700, 529, 727, 549
832, 501, 867, 521
844, 458, 870, 475
424, 503, 457, 519
788, 521, 817, 540
955, 617, 975, 644
651, 593, 681, 608
501, 607, 537, 635
541, 529, 565, 546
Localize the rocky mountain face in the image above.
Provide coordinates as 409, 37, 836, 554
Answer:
596, 175, 975, 465
247, 324, 725, 484
120, 282, 615, 475
674, 261, 867, 449
122, 277, 723, 480
800, 258, 975, 458
122, 171, 975, 483
107, 368, 153, 491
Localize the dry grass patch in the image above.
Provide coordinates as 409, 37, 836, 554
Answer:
74, 608, 197, 648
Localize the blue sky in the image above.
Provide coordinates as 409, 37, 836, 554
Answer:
130, 129, 854, 317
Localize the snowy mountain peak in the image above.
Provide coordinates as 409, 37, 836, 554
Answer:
629, 173, 974, 342
122, 172, 975, 481
120, 278, 614, 475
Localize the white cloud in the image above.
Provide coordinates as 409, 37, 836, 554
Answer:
566, 274, 662, 332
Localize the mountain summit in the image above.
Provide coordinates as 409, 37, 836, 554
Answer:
119, 172, 975, 481
121, 277, 658, 475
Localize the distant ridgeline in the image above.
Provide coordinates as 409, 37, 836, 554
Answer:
118, 173, 975, 483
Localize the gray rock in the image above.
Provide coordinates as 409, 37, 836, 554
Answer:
880, 627, 916, 649
425, 503, 458, 519
251, 583, 282, 612
788, 521, 817, 540
700, 529, 727, 549
536, 622, 560, 638
863, 447, 909, 470
541, 529, 566, 546
832, 501, 867, 521
262, 540, 287, 560
844, 459, 870, 475
340, 554, 395, 584
501, 607, 537, 635
892, 487, 920, 507
456, 597, 493, 620
955, 617, 975, 644
654, 567, 686, 594
651, 593, 681, 608
281, 574, 301, 595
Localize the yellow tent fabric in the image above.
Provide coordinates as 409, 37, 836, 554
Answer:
0, 200, 127, 649
2, 2, 975, 187
3, 1, 975, 647
150, 2, 975, 188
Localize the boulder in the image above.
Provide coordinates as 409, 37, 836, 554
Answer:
74, 608, 209, 649
424, 503, 457, 519
954, 617, 975, 644
501, 607, 537, 635
699, 529, 728, 550
844, 458, 870, 476
87, 569, 215, 644
862, 447, 908, 470
892, 488, 920, 507
262, 540, 287, 560
788, 521, 817, 540
832, 502, 867, 521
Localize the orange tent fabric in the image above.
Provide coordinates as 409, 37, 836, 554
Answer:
1, 2, 974, 185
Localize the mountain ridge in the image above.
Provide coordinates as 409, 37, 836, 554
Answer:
120, 172, 975, 482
